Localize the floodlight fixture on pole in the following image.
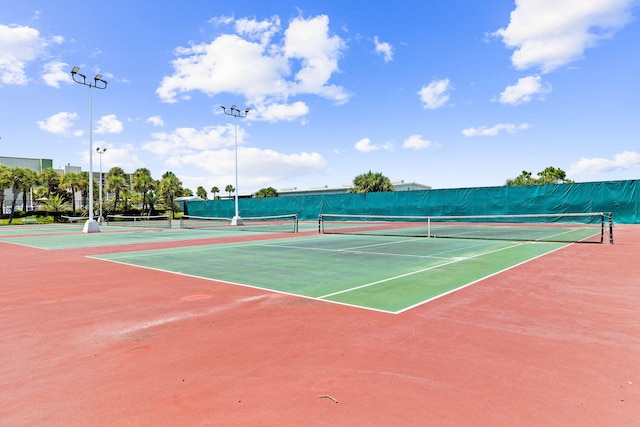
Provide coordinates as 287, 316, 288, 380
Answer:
96, 146, 107, 223
220, 105, 250, 226
71, 66, 108, 233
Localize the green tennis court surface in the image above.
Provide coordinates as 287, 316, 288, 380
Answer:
0, 226, 281, 250
91, 234, 569, 313
0, 221, 319, 249
0, 223, 86, 236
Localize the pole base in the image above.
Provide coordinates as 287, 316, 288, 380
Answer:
83, 219, 101, 233
230, 216, 244, 226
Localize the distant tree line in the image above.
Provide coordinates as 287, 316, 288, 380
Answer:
505, 166, 574, 186
0, 164, 190, 222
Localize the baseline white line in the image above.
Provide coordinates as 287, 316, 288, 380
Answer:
91, 256, 396, 314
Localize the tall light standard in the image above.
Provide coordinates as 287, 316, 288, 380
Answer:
96, 146, 107, 223
220, 105, 250, 225
71, 66, 108, 233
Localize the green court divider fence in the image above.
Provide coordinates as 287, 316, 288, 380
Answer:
185, 179, 639, 224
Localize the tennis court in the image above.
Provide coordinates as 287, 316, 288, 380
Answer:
92, 234, 573, 313
0, 220, 313, 250
1, 214, 638, 426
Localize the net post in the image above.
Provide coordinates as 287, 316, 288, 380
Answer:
318, 214, 322, 234
608, 212, 614, 244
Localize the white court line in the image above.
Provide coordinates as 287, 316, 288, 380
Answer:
87, 234, 571, 314
394, 243, 570, 314
317, 242, 527, 299
256, 242, 453, 260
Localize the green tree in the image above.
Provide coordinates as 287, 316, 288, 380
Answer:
132, 168, 154, 214
145, 188, 160, 215
105, 167, 129, 213
254, 186, 278, 198
41, 194, 70, 222
225, 184, 235, 197
61, 172, 83, 214
196, 186, 208, 199
349, 170, 395, 193
537, 166, 574, 184
506, 167, 574, 186
38, 168, 61, 198
159, 171, 183, 218
78, 171, 92, 214
210, 186, 220, 200
14, 167, 38, 212
505, 170, 535, 186
0, 164, 12, 215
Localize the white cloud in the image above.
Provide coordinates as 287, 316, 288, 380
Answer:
354, 137, 394, 153
144, 125, 237, 156
82, 142, 145, 172
499, 75, 551, 105
403, 135, 434, 150
41, 61, 70, 88
418, 78, 451, 109
142, 124, 325, 190
374, 36, 393, 62
235, 16, 281, 46
146, 115, 165, 127
0, 24, 48, 85
568, 151, 640, 175
258, 101, 310, 122
208, 14, 235, 26
495, 0, 635, 73
462, 123, 529, 137
156, 14, 349, 118
355, 138, 378, 153
95, 114, 124, 134
37, 112, 78, 134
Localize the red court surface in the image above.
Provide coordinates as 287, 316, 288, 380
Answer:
1, 225, 639, 426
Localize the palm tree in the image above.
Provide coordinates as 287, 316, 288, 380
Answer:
159, 171, 183, 218
210, 186, 219, 200
349, 171, 395, 193
78, 171, 92, 214
6, 167, 36, 222
38, 168, 61, 198
41, 194, 70, 222
132, 168, 154, 213
12, 167, 38, 212
105, 167, 129, 214
145, 188, 160, 215
0, 164, 12, 215
225, 184, 235, 198
106, 174, 127, 213
61, 172, 83, 215
196, 186, 208, 199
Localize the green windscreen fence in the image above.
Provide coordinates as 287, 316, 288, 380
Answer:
185, 180, 639, 224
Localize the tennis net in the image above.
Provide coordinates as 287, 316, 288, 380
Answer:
180, 214, 299, 233
60, 215, 85, 223
105, 214, 172, 228
319, 212, 613, 244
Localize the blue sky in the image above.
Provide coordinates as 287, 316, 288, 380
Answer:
1, 0, 639, 194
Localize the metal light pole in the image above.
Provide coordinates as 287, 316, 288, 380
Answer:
220, 105, 250, 225
71, 66, 108, 233
96, 146, 107, 223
